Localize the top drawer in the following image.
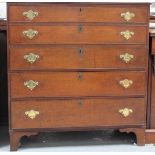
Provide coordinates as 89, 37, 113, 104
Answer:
8, 4, 149, 23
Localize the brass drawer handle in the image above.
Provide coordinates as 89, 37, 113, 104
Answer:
121, 12, 135, 22
24, 80, 39, 90
119, 108, 133, 117
120, 30, 134, 40
24, 53, 40, 64
23, 10, 39, 21
119, 79, 133, 88
25, 110, 39, 119
23, 29, 38, 39
120, 53, 134, 63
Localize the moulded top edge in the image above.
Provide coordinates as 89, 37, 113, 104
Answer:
7, 2, 151, 6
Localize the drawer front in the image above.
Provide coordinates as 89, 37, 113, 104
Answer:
11, 98, 145, 129
9, 25, 147, 44
10, 71, 146, 98
8, 5, 148, 23
9, 46, 147, 70
9, 46, 94, 70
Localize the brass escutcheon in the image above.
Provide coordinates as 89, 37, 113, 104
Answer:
120, 30, 134, 40
25, 110, 39, 119
24, 53, 40, 64
23, 29, 38, 39
121, 11, 135, 22
120, 53, 134, 63
24, 80, 39, 90
23, 10, 38, 20
119, 108, 133, 117
119, 79, 133, 89
77, 72, 83, 80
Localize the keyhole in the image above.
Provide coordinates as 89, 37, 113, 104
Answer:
79, 8, 82, 12
78, 72, 83, 80
79, 48, 84, 56
78, 99, 83, 106
79, 25, 83, 32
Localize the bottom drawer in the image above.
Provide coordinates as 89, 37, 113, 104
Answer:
11, 98, 145, 129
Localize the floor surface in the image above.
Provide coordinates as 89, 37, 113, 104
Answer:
0, 126, 155, 152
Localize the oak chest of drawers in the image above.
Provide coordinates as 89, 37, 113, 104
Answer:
7, 2, 150, 151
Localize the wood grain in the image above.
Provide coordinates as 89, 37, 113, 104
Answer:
11, 98, 145, 129
8, 5, 148, 23
10, 71, 146, 98
9, 25, 147, 45
7, 2, 149, 150
9, 45, 147, 70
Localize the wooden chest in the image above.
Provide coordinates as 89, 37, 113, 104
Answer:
7, 3, 150, 151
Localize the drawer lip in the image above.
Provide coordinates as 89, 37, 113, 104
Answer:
8, 22, 149, 25
10, 95, 146, 102
8, 23, 149, 26
10, 98, 146, 129
9, 46, 148, 71
11, 125, 146, 131
9, 69, 147, 72
9, 71, 147, 99
7, 2, 150, 6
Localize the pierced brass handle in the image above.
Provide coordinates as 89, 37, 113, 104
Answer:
25, 110, 39, 119
120, 53, 134, 63
119, 108, 133, 117
23, 10, 38, 20
23, 29, 38, 39
119, 79, 133, 88
121, 12, 135, 22
120, 30, 134, 40
24, 53, 40, 64
24, 80, 39, 90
